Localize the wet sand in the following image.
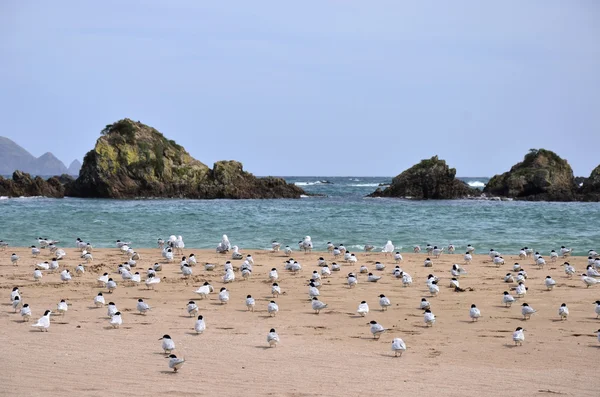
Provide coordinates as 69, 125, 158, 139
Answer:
0, 247, 598, 396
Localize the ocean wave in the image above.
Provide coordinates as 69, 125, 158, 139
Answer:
468, 181, 486, 188
0, 196, 44, 200
0, 196, 8, 200
294, 181, 321, 186
300, 195, 310, 198
349, 183, 380, 187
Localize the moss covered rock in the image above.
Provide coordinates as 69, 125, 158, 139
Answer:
368, 156, 477, 199
0, 171, 65, 198
483, 149, 577, 201
67, 119, 305, 199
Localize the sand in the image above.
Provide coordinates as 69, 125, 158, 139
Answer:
1, 246, 599, 396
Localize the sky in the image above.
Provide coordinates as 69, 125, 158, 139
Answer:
1, 1, 599, 177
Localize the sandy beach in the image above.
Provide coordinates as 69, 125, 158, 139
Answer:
1, 246, 598, 396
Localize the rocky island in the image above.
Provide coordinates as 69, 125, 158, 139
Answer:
368, 156, 478, 199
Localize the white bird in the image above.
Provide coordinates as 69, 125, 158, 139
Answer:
31, 310, 51, 331
550, 250, 559, 262
223, 268, 235, 283
269, 268, 278, 281
368, 320, 386, 339
181, 264, 193, 277
218, 287, 230, 304
447, 244, 455, 254
98, 273, 109, 286
107, 302, 118, 317
420, 298, 430, 310
587, 265, 600, 277
12, 295, 22, 312
60, 269, 71, 282
33, 269, 43, 281
332, 247, 341, 258
402, 272, 413, 287
544, 276, 556, 290
536, 256, 546, 268
560, 246, 572, 257
513, 263, 522, 272
383, 241, 394, 254
424, 258, 432, 267
433, 246, 444, 258
519, 249, 527, 259
267, 301, 279, 316
167, 354, 185, 372
106, 278, 117, 293
515, 282, 527, 297
450, 278, 460, 289
357, 301, 369, 316
146, 275, 161, 289
378, 294, 391, 311
326, 242, 334, 253
231, 245, 243, 260
347, 253, 358, 263
94, 293, 105, 307
308, 283, 320, 299
502, 291, 516, 307
56, 299, 68, 315
321, 266, 331, 278
563, 262, 576, 277
194, 315, 206, 333
311, 297, 328, 314
466, 244, 475, 254
31, 246, 40, 257
595, 300, 600, 318
186, 301, 199, 317
20, 303, 31, 321
110, 312, 122, 328
367, 273, 381, 282
75, 264, 85, 276
558, 303, 569, 320
582, 274, 599, 288
271, 241, 281, 252
331, 262, 340, 271
413, 245, 421, 253
137, 299, 150, 314
391, 338, 407, 357
375, 262, 386, 271
159, 334, 175, 354
424, 309, 436, 326
311, 270, 321, 282
347, 273, 358, 288
513, 327, 525, 345
504, 273, 514, 283
428, 281, 440, 296
11, 287, 20, 302
267, 328, 280, 347
451, 264, 467, 277
35, 261, 49, 270
302, 236, 313, 253
469, 304, 481, 322
394, 252, 403, 263
245, 295, 255, 311
284, 246, 292, 256
271, 283, 281, 297
10, 253, 19, 265
493, 255, 505, 267
195, 282, 214, 299
521, 303, 536, 320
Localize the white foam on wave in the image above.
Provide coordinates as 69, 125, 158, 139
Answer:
300, 195, 310, 198
294, 181, 321, 186
349, 183, 380, 187
468, 181, 486, 188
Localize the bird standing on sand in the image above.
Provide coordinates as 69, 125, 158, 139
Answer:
311, 297, 327, 314
357, 301, 369, 316
56, 299, 68, 316
368, 320, 386, 339
32, 310, 51, 331
424, 309, 436, 326
469, 304, 481, 321
94, 293, 105, 307
391, 338, 406, 357
159, 335, 175, 354
137, 299, 150, 314
110, 312, 122, 328
246, 295, 255, 311
558, 303, 569, 320
267, 328, 280, 347
271, 283, 281, 297
10, 253, 19, 265
544, 276, 556, 290
378, 294, 391, 311
167, 355, 185, 372
581, 274, 598, 288
420, 298, 430, 310
218, 287, 230, 304
268, 301, 279, 316
195, 315, 206, 333
521, 303, 536, 320
20, 303, 31, 321
513, 327, 525, 346
502, 291, 516, 307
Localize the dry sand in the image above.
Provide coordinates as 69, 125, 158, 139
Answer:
1, 247, 599, 396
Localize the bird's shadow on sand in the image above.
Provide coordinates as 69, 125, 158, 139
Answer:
29, 329, 47, 332
504, 344, 520, 348
159, 371, 178, 375
349, 315, 366, 319
185, 332, 200, 336
255, 345, 271, 350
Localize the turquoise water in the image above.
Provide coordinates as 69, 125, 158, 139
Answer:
1, 176, 599, 254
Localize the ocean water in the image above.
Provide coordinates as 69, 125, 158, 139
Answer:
1, 176, 599, 255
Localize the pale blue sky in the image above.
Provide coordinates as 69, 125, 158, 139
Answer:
1, 1, 598, 176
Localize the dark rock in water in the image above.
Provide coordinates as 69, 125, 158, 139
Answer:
580, 165, 600, 201
367, 156, 478, 199
66, 119, 305, 199
0, 171, 65, 198
319, 180, 333, 184
483, 149, 577, 201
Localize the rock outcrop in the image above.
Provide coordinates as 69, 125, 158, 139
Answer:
368, 156, 477, 199
580, 165, 600, 201
0, 171, 65, 198
66, 119, 305, 199
483, 149, 577, 201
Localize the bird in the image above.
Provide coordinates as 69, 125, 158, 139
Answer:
33, 269, 43, 281
563, 262, 576, 277
493, 255, 505, 267
267, 328, 280, 347
550, 250, 559, 262
512, 327, 525, 346
195, 315, 206, 333
424, 258, 432, 267
218, 287, 230, 304
75, 264, 85, 276
420, 298, 431, 310
466, 244, 475, 254
159, 335, 176, 354
544, 276, 556, 290
558, 303, 569, 320
106, 278, 117, 293
382, 241, 394, 255
450, 278, 460, 289
464, 252, 472, 264
56, 299, 68, 316
364, 244, 375, 253
110, 312, 123, 328
368, 320, 386, 339
184, 301, 198, 317
594, 301, 600, 318
428, 281, 440, 296
311, 297, 328, 314
321, 265, 331, 278
347, 273, 358, 288
308, 282, 320, 299
231, 245, 243, 260
267, 301, 279, 316
284, 246, 292, 256
94, 293, 105, 307
20, 303, 31, 321
11, 287, 20, 301
311, 270, 321, 282
181, 264, 192, 278
12, 295, 22, 312
146, 275, 161, 289
502, 291, 516, 307
137, 299, 150, 314
469, 304, 481, 322
378, 294, 391, 311
587, 265, 600, 277
271, 282, 282, 297
10, 253, 19, 265
391, 338, 407, 357
448, 244, 456, 254
521, 303, 536, 320
367, 273, 381, 282
357, 301, 369, 316
167, 354, 185, 372
515, 282, 527, 297
424, 309, 436, 326
271, 241, 281, 252
394, 252, 403, 263
223, 268, 235, 283
581, 274, 599, 288
326, 242, 334, 253
451, 264, 467, 277
31, 246, 40, 257
195, 282, 214, 299
375, 262, 386, 271
413, 245, 421, 253
31, 310, 51, 331
433, 246, 444, 258
268, 268, 279, 282
596, 329, 600, 344
504, 273, 514, 283
535, 256, 546, 268
60, 269, 72, 283
98, 273, 109, 286
401, 272, 413, 287
245, 295, 255, 312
